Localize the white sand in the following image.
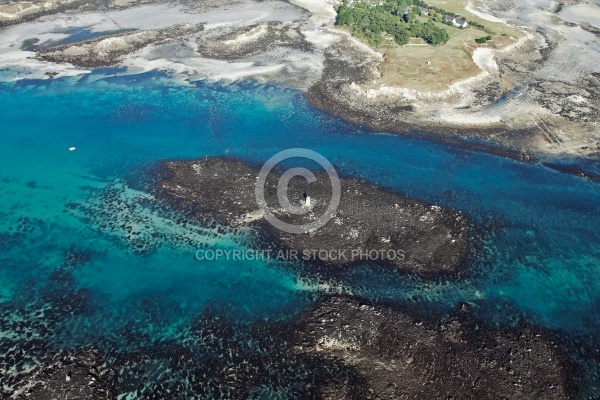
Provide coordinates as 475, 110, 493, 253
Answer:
287, 0, 336, 27
559, 4, 600, 27
223, 24, 268, 46
472, 47, 498, 72
301, 28, 340, 48
120, 44, 288, 83
0, 13, 94, 80
465, 1, 506, 24
0, 1, 315, 82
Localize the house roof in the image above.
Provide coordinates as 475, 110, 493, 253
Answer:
455, 18, 467, 25
444, 15, 454, 22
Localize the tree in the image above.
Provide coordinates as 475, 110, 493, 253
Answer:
335, 0, 450, 47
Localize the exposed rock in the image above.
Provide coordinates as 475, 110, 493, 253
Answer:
531, 78, 600, 123
293, 295, 578, 399
12, 350, 116, 399
154, 157, 469, 275
197, 22, 314, 61
0, 0, 85, 27
37, 24, 204, 68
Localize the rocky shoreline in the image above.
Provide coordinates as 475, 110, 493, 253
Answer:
306, 35, 541, 162
306, 31, 600, 162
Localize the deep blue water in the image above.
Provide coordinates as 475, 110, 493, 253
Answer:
1, 73, 600, 395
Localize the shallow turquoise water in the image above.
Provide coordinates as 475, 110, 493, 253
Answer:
1, 73, 600, 393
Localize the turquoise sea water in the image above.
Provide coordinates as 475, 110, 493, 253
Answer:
1, 73, 600, 395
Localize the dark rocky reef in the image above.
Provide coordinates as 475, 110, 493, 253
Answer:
155, 157, 469, 274
3, 296, 581, 399
4, 307, 365, 400
11, 350, 116, 399
0, 248, 580, 399
292, 295, 578, 399
66, 179, 241, 255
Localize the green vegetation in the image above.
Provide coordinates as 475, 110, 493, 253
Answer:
336, 0, 495, 47
469, 20, 496, 36
475, 35, 493, 44
336, 0, 449, 46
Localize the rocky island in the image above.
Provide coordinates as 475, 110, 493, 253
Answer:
155, 157, 469, 275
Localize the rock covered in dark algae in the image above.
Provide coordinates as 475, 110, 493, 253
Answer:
10, 350, 116, 399
155, 157, 469, 275
292, 295, 578, 400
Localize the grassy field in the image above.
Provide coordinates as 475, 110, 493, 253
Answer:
361, 0, 523, 92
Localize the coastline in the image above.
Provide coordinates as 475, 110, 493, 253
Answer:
281, 0, 592, 164
0, 0, 598, 162
304, 26, 599, 160
2, 15, 600, 395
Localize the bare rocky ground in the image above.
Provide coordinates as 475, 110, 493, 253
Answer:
154, 157, 469, 275
11, 350, 115, 399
